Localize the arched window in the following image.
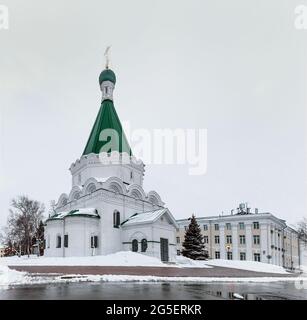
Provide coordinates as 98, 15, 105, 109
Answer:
113, 210, 120, 228
141, 239, 147, 252
132, 239, 138, 252
56, 235, 61, 248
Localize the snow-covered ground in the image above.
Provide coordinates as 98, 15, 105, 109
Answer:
175, 256, 212, 268
300, 265, 307, 274
0, 265, 29, 288
1, 252, 307, 288
0, 252, 167, 267
204, 259, 289, 274
40, 274, 307, 284
1, 253, 292, 274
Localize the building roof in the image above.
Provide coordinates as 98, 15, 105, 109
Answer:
121, 208, 179, 228
47, 208, 100, 221
176, 212, 287, 227
82, 99, 132, 156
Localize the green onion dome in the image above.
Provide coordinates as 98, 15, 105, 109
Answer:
99, 69, 116, 85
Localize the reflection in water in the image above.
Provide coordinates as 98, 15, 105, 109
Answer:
0, 281, 306, 300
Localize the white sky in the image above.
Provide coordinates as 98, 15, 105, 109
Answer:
0, 0, 306, 228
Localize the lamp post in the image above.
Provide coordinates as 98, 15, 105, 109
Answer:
226, 245, 231, 259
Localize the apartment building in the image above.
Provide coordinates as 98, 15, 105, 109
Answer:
176, 204, 301, 269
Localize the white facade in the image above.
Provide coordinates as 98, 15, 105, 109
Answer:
176, 205, 302, 270
44, 154, 178, 261
44, 71, 178, 262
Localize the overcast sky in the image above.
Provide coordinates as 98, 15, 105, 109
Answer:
0, 0, 306, 228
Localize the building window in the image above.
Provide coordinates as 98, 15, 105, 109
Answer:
215, 251, 220, 259
226, 235, 232, 244
203, 224, 208, 231
226, 223, 231, 230
47, 235, 50, 249
253, 222, 259, 229
141, 239, 147, 252
91, 236, 98, 248
176, 237, 180, 244
130, 171, 133, 180
132, 239, 138, 252
184, 226, 188, 231
64, 234, 69, 248
177, 250, 181, 256
240, 252, 246, 260
239, 222, 244, 230
254, 253, 261, 262
214, 224, 219, 231
253, 235, 260, 245
113, 210, 120, 228
204, 236, 209, 244
227, 251, 233, 260
56, 235, 61, 248
239, 235, 246, 245
215, 235, 220, 244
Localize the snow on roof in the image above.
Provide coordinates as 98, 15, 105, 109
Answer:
48, 208, 100, 220
94, 177, 112, 183
122, 208, 171, 226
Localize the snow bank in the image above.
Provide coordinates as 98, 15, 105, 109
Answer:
0, 265, 27, 288
300, 264, 307, 274
204, 259, 289, 274
33, 274, 304, 284
175, 256, 212, 268
1, 252, 167, 267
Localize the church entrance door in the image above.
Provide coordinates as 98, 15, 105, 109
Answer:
160, 238, 169, 262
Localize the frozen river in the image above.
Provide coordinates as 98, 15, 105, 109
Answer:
1, 281, 307, 300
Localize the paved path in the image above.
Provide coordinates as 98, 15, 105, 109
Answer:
8, 265, 298, 278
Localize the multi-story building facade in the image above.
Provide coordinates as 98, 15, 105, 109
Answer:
176, 204, 302, 270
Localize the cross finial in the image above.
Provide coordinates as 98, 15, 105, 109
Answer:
104, 46, 111, 69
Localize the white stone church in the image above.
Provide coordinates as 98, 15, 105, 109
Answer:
44, 65, 178, 261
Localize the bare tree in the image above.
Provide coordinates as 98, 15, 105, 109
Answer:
3, 195, 45, 257
297, 217, 307, 245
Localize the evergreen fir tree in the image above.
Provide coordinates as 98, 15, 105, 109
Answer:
181, 214, 208, 260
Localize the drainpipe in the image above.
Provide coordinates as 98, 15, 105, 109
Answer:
209, 220, 212, 259
290, 232, 293, 270
282, 226, 285, 268
63, 218, 65, 258
298, 236, 301, 269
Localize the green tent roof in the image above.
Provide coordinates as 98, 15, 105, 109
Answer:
82, 99, 132, 156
